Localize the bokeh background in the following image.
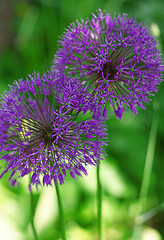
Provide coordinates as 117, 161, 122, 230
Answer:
0, 0, 164, 240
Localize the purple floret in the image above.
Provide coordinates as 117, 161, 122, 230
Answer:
54, 9, 163, 119
0, 72, 107, 188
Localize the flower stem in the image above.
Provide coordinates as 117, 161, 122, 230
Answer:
30, 188, 38, 240
55, 181, 67, 240
97, 162, 102, 240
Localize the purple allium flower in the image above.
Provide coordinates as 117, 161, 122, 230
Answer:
0, 72, 107, 187
57, 72, 108, 118
54, 9, 163, 119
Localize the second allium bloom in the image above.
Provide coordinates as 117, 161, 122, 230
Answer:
0, 72, 107, 187
54, 10, 163, 119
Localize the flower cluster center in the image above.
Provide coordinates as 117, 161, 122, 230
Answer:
44, 128, 53, 143
102, 62, 117, 80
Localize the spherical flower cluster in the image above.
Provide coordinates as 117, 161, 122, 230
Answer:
54, 10, 163, 119
58, 73, 108, 118
0, 72, 107, 187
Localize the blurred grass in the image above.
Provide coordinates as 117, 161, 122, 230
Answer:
0, 0, 164, 239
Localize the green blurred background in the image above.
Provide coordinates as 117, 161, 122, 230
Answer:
0, 0, 164, 240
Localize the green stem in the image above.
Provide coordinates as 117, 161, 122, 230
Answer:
138, 108, 159, 214
132, 102, 159, 239
97, 163, 102, 240
30, 188, 38, 240
136, 201, 164, 225
55, 181, 67, 240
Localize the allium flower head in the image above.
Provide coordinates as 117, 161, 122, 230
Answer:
0, 72, 107, 187
58, 73, 108, 118
54, 9, 163, 119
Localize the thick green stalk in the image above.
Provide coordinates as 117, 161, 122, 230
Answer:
97, 163, 102, 240
55, 181, 67, 240
30, 188, 38, 240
